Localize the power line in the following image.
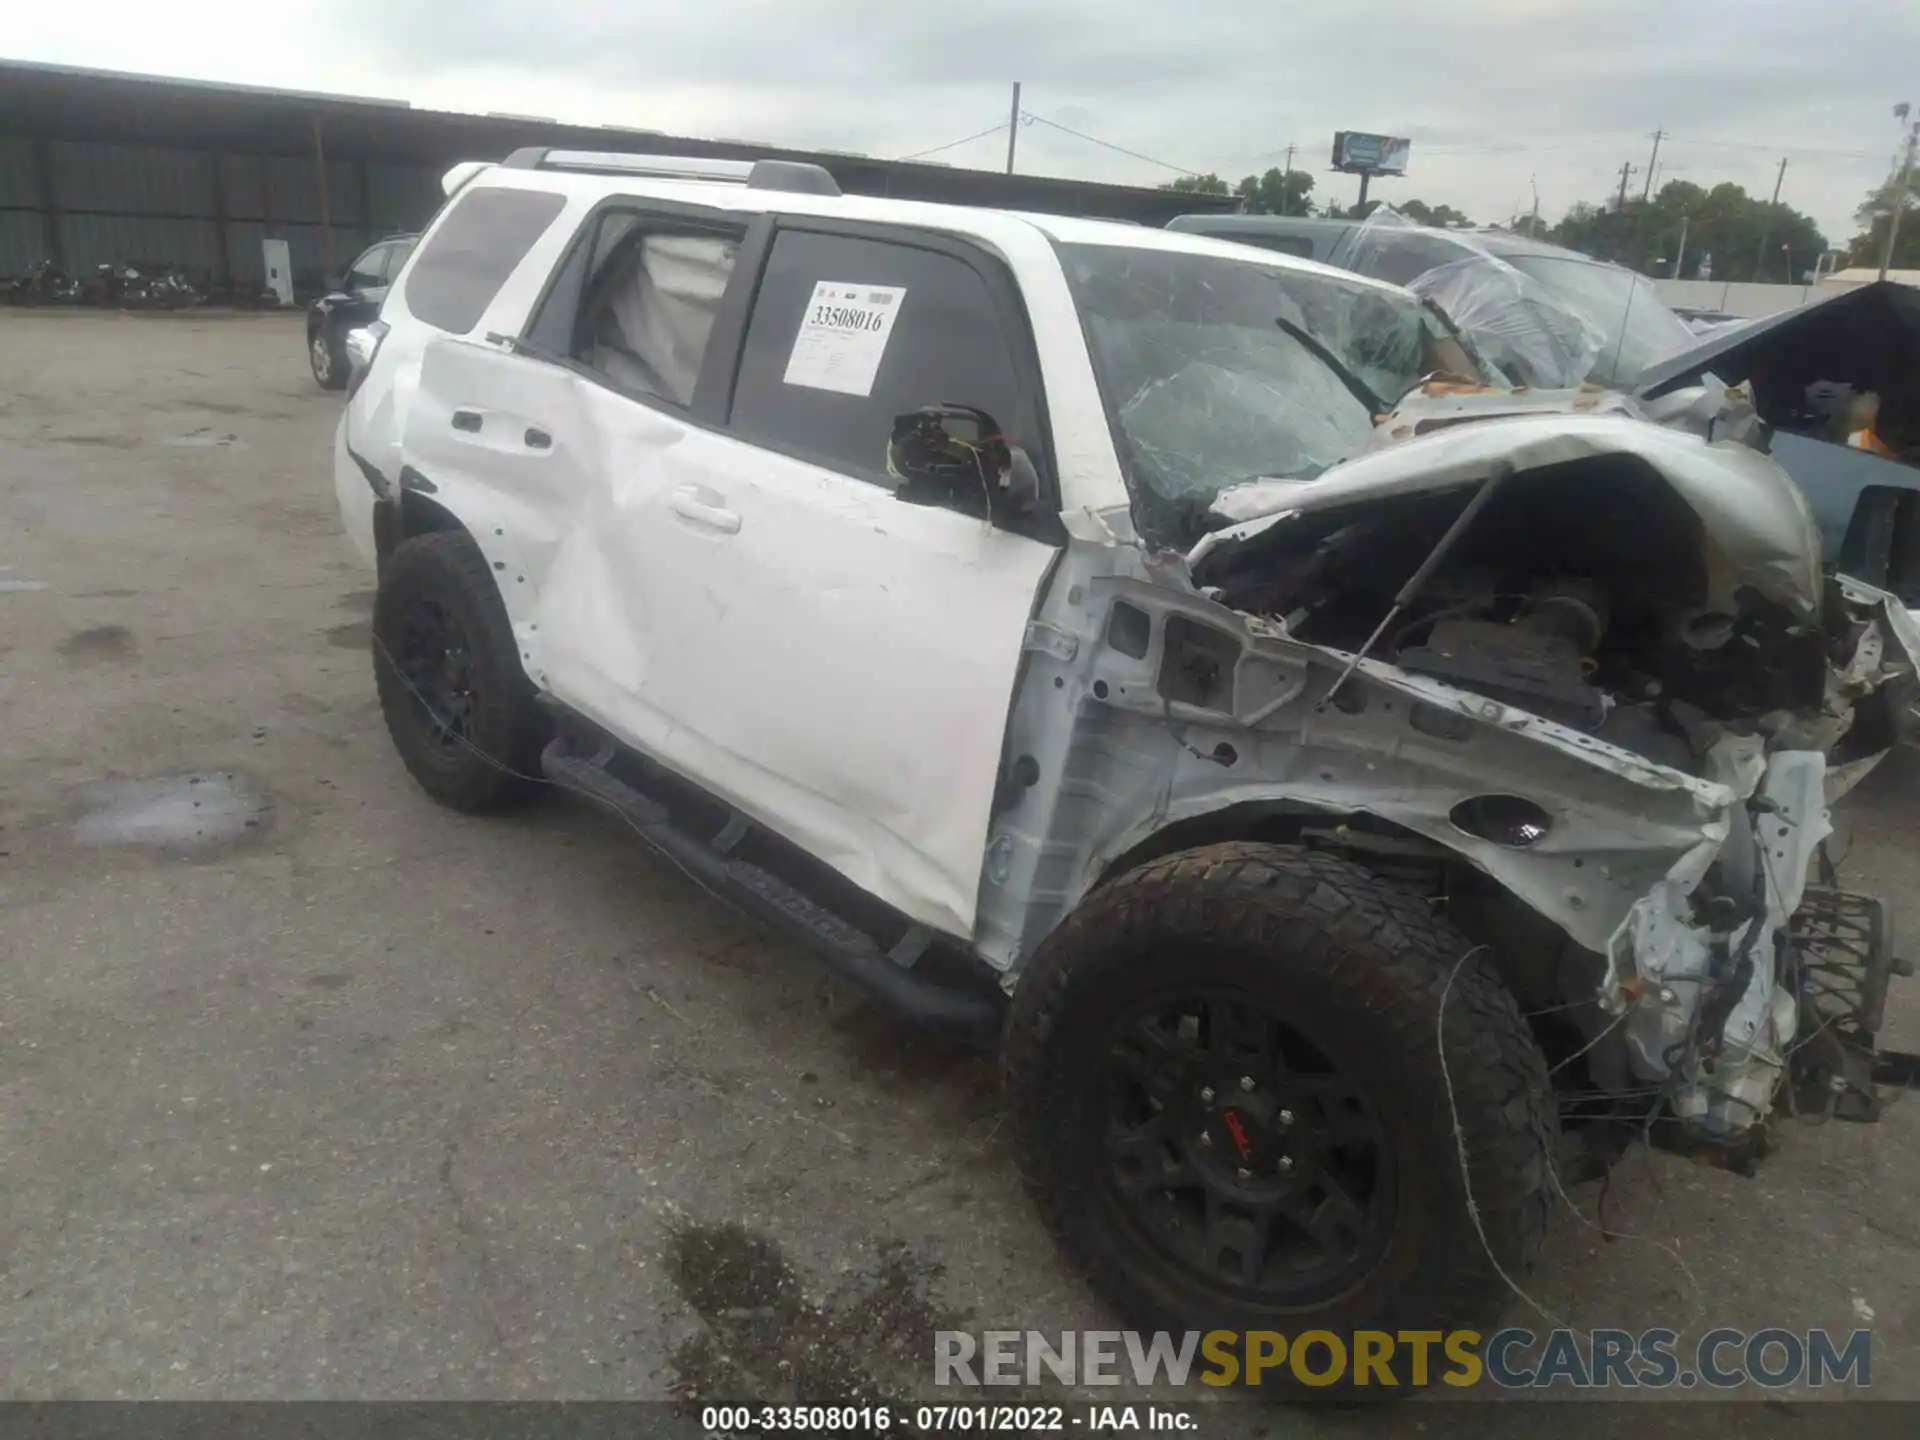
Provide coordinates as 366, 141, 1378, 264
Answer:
1017, 110, 1201, 176
1661, 134, 1880, 160
1419, 142, 1611, 156
893, 122, 1008, 162
1390, 133, 1882, 162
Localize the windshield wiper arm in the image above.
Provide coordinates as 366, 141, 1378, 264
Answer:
1272, 314, 1386, 416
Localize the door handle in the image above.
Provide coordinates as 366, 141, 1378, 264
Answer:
525, 427, 552, 449
669, 487, 742, 534
451, 408, 482, 433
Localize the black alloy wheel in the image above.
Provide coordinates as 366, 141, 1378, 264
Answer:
1101, 991, 1395, 1305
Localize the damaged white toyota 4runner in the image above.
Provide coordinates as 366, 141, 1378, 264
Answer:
334, 150, 1920, 1365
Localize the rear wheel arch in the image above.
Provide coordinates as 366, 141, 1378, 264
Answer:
372, 529, 547, 811
374, 487, 469, 568
400, 489, 467, 542
381, 486, 542, 679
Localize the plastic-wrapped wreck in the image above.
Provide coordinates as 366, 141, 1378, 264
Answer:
1341, 208, 1920, 609
1146, 376, 1920, 1171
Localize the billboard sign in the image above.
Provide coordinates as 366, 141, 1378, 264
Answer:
1332, 132, 1411, 176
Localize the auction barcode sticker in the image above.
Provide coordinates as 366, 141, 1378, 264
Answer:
782, 282, 907, 396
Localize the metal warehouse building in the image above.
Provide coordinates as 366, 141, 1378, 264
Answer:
0, 59, 1231, 298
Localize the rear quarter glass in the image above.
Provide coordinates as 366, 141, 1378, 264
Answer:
402, 187, 568, 334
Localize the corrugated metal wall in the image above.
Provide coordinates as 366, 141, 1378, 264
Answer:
0, 134, 442, 294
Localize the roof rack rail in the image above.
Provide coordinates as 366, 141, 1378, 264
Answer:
499, 147, 841, 197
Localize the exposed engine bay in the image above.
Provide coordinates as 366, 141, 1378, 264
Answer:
1177, 420, 1920, 1169
1204, 457, 1899, 773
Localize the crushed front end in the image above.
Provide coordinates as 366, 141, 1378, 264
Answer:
1181, 418, 1920, 1170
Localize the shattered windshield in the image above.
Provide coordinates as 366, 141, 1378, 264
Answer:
1058, 241, 1493, 540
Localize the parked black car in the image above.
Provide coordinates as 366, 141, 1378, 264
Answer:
307, 234, 417, 390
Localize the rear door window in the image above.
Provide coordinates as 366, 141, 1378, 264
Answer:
727, 228, 1031, 490
523, 204, 746, 408
402, 187, 568, 334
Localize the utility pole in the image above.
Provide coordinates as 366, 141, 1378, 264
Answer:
1751, 155, 1787, 282
1880, 106, 1917, 281
1528, 174, 1540, 236
1671, 214, 1689, 278
1642, 128, 1663, 202
1616, 161, 1636, 213
1280, 143, 1296, 215
1005, 82, 1021, 174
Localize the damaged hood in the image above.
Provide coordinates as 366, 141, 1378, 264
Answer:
1633, 279, 1920, 403
1194, 412, 1824, 618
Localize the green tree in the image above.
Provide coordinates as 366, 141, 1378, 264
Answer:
1162, 173, 1230, 195
1549, 179, 1824, 280
1231, 167, 1316, 216
1846, 172, 1920, 270
1396, 199, 1473, 228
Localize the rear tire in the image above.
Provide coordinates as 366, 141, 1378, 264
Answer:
310, 322, 346, 390
1004, 842, 1553, 1392
373, 531, 546, 812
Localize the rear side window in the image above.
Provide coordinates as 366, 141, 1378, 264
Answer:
729, 229, 1027, 487
403, 187, 567, 334
523, 204, 746, 407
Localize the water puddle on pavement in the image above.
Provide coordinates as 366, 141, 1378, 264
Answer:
72, 772, 268, 850
663, 1221, 960, 1406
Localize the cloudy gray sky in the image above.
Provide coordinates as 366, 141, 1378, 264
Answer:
10, 0, 1916, 246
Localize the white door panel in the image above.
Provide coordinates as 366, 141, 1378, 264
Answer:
530, 384, 692, 736
607, 422, 1057, 938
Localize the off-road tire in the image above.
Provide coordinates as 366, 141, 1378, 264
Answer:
372, 531, 546, 812
1004, 842, 1554, 1390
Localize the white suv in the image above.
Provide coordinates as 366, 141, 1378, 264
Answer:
333, 148, 1920, 1382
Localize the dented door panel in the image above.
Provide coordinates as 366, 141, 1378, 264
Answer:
617, 429, 1058, 939
400, 338, 595, 651
405, 335, 1059, 940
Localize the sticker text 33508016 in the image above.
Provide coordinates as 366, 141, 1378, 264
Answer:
783, 281, 907, 397
809, 301, 890, 332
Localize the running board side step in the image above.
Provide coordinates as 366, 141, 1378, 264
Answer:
540, 740, 1003, 1042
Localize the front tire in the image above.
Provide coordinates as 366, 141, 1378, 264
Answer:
1005, 842, 1553, 1390
372, 531, 546, 812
